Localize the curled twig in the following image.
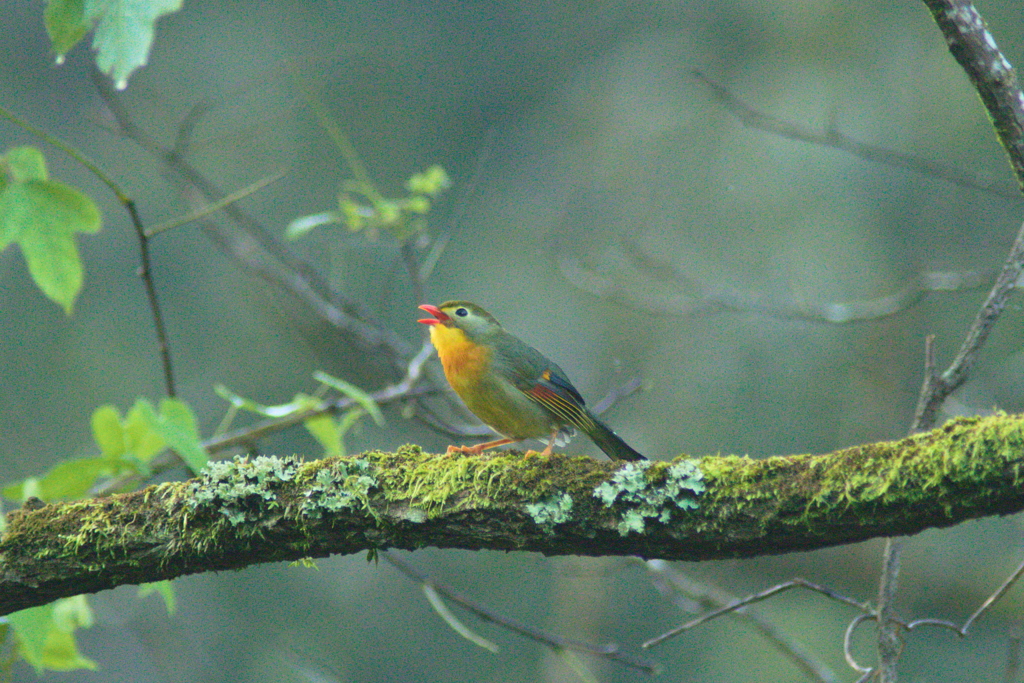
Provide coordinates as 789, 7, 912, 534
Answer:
844, 614, 876, 676
902, 555, 1024, 637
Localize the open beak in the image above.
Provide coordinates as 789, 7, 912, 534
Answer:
417, 304, 449, 325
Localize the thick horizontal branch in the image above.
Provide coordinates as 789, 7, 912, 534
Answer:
3, 413, 1024, 616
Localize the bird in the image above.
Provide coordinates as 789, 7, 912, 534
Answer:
417, 301, 646, 461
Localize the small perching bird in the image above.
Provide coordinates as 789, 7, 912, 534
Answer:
418, 301, 646, 461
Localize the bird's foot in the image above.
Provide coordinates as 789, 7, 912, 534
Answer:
445, 444, 482, 455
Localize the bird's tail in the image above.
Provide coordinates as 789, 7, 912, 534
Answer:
585, 415, 646, 461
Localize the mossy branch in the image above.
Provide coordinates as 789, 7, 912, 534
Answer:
2, 413, 1024, 616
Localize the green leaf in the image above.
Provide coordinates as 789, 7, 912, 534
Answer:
45, 0, 89, 60
123, 400, 167, 461
157, 398, 207, 472
0, 149, 102, 314
138, 581, 176, 615
6, 457, 114, 501
337, 406, 367, 439
304, 413, 343, 458
134, 398, 207, 473
313, 371, 385, 426
339, 198, 366, 232
406, 165, 451, 195
9, 597, 96, 673
285, 210, 341, 240
38, 629, 98, 671
52, 595, 94, 631
91, 404, 125, 457
4, 477, 38, 501
8, 604, 52, 672
4, 147, 48, 183
2, 449, 128, 501
84, 0, 184, 89
215, 384, 321, 417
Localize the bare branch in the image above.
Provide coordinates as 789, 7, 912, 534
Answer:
91, 69, 414, 366
902, 554, 1024, 637
643, 577, 870, 650
383, 554, 660, 674
642, 561, 841, 683
913, 222, 1024, 430
922, 0, 1024, 191
694, 70, 1019, 200
557, 246, 991, 323
125, 198, 177, 398
876, 538, 905, 683
844, 615, 876, 677
889, 7, 1024, 678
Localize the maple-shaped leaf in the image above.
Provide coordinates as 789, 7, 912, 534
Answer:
85, 0, 184, 89
0, 146, 101, 314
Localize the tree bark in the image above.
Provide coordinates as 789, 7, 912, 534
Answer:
2, 412, 1023, 616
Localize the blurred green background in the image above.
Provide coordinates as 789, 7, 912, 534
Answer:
3, 0, 1024, 681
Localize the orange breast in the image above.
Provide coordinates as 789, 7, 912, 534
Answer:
429, 324, 491, 396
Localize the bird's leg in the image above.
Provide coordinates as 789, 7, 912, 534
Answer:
533, 428, 561, 457
446, 437, 519, 455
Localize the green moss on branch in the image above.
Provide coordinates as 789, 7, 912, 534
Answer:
2, 414, 1023, 616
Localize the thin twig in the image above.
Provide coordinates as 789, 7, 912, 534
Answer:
643, 577, 872, 649
876, 538, 904, 683
292, 75, 374, 191
642, 561, 841, 683
913, 221, 1024, 430
422, 584, 500, 653
592, 377, 642, 416
844, 614, 875, 676
91, 69, 414, 367
694, 70, 1020, 200
1003, 621, 1023, 683
124, 200, 177, 397
0, 103, 177, 397
901, 555, 1024, 637
145, 168, 288, 237
382, 553, 661, 675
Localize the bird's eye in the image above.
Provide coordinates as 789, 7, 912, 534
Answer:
455, 307, 468, 317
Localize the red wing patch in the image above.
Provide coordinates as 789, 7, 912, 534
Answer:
524, 382, 596, 432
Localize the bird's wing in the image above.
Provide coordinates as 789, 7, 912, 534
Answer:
489, 333, 594, 431
522, 368, 597, 433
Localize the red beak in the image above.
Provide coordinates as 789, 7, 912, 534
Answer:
417, 304, 449, 325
